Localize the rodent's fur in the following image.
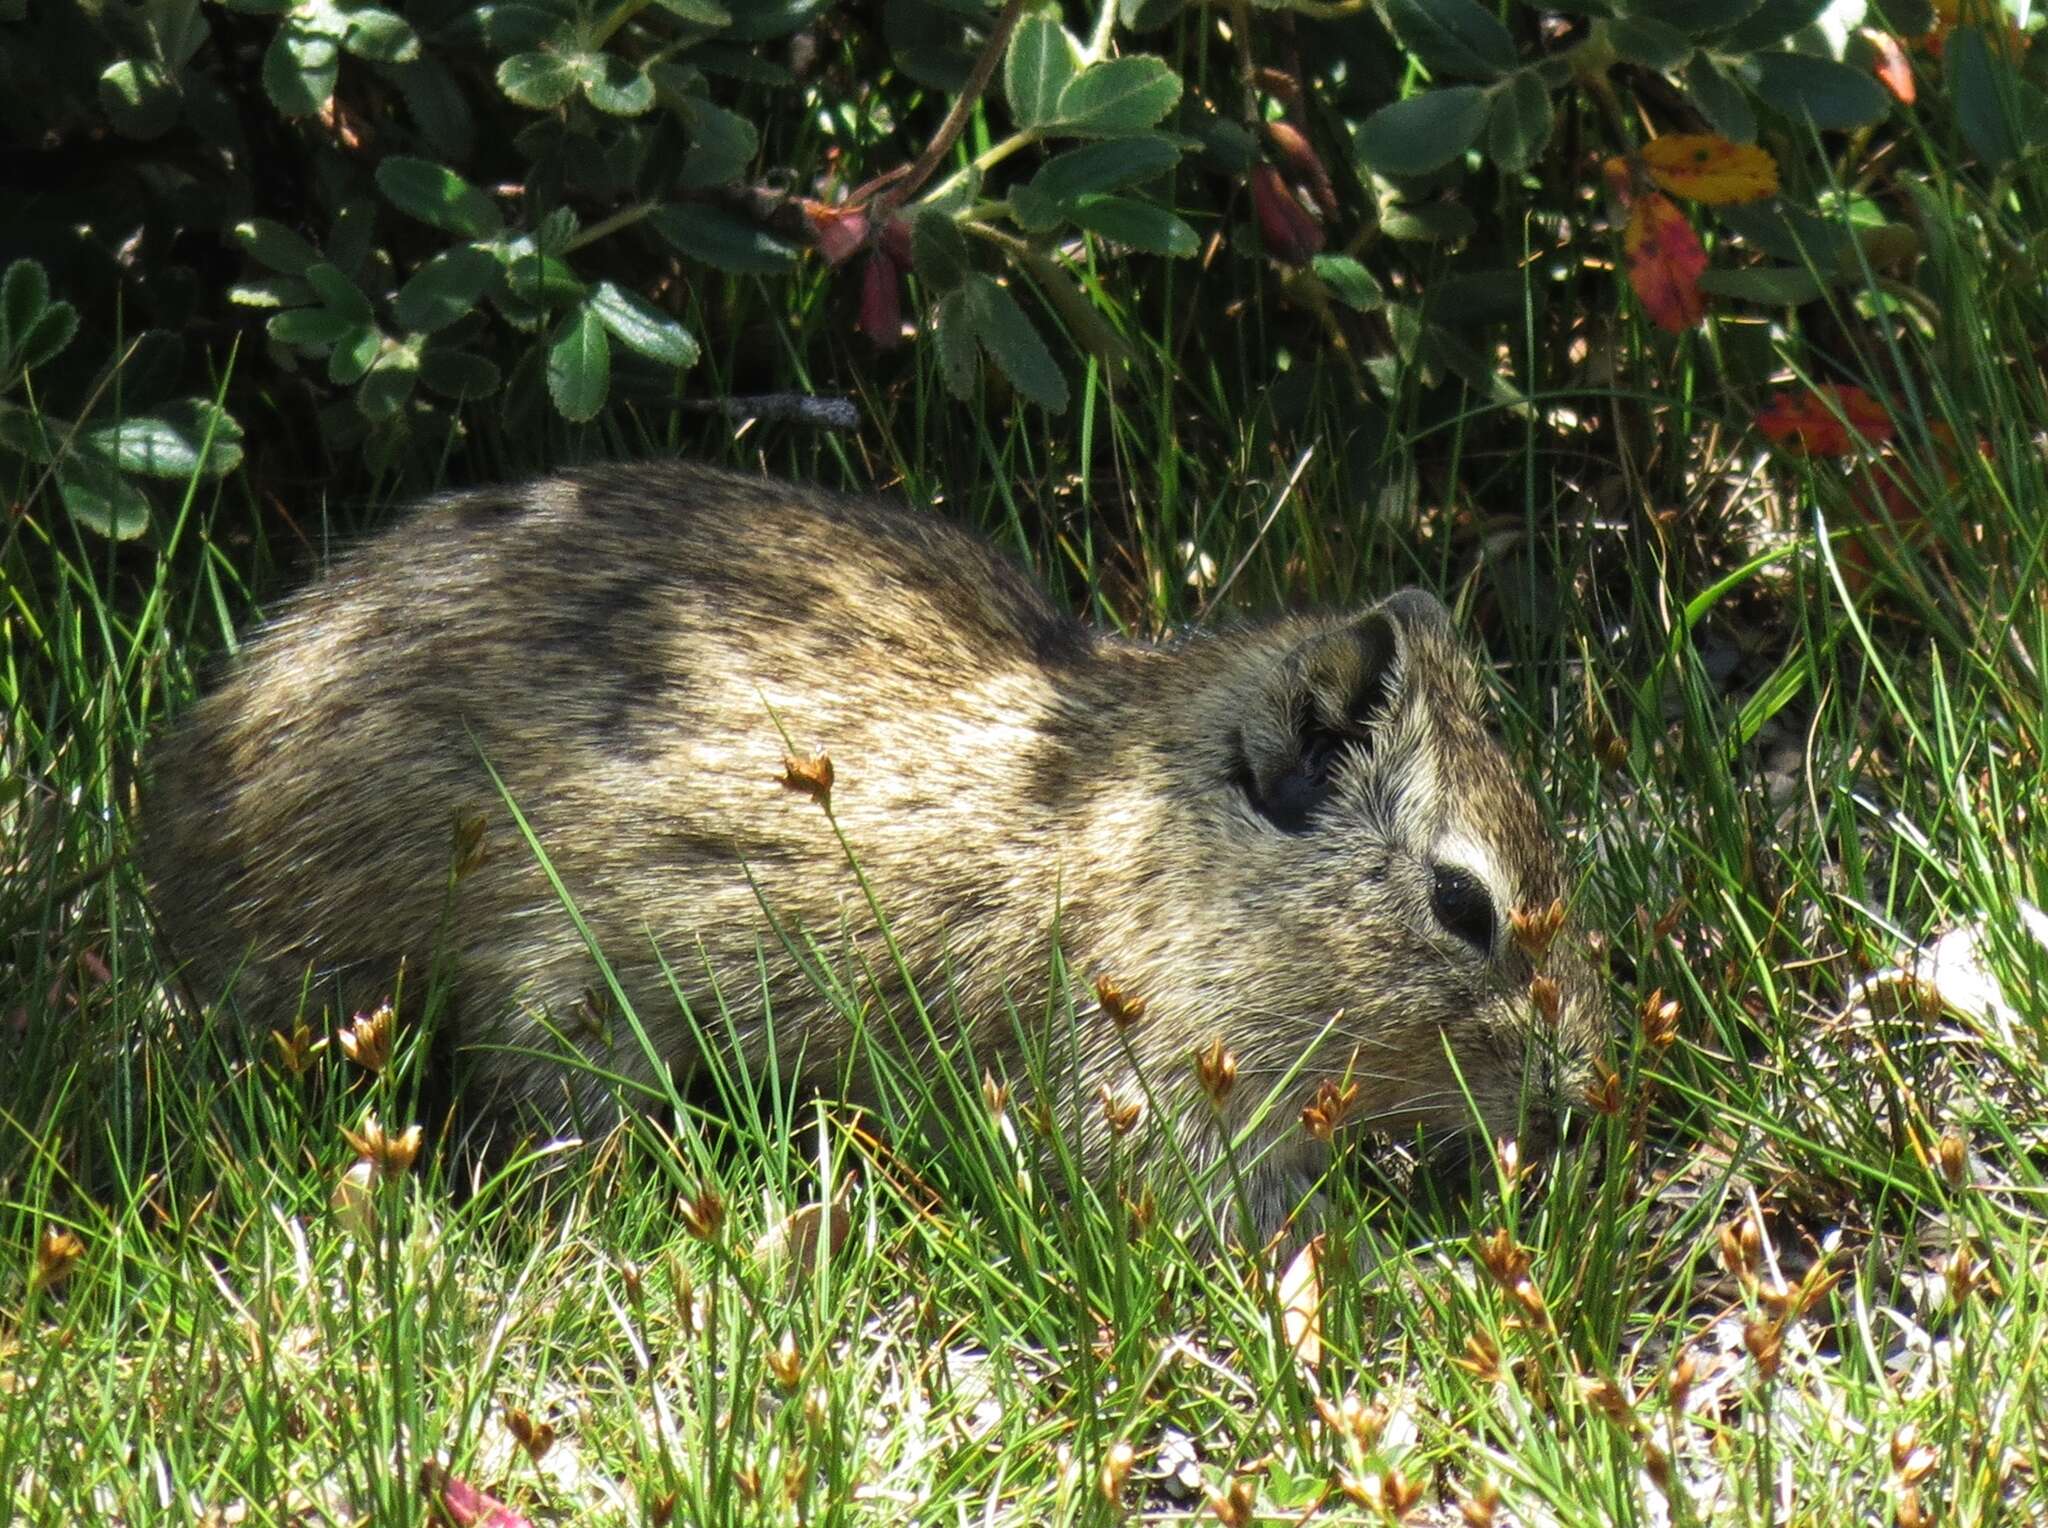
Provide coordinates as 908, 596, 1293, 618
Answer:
141, 462, 1605, 1233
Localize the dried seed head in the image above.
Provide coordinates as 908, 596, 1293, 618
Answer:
1098, 1084, 1144, 1138
1099, 1441, 1136, 1506
1207, 1475, 1258, 1527
778, 751, 834, 806
681, 1183, 726, 1242
1495, 1135, 1523, 1186
1937, 1130, 1970, 1190
1477, 1228, 1534, 1289
1741, 1315, 1783, 1380
1578, 1376, 1636, 1429
1718, 1215, 1763, 1281
1653, 899, 1684, 941
1891, 1423, 1938, 1484
767, 1331, 802, 1389
340, 1113, 423, 1180
1583, 1057, 1625, 1115
1897, 1485, 1930, 1528
733, 1468, 760, 1504
1315, 1391, 1390, 1453
1667, 1349, 1698, 1412
1301, 1078, 1361, 1141
504, 1405, 555, 1461
1528, 974, 1562, 1024
1458, 1481, 1501, 1527
32, 1226, 84, 1292
1945, 1242, 1984, 1305
1642, 1440, 1672, 1495
980, 1069, 1009, 1124
1120, 1186, 1157, 1234
1194, 1035, 1238, 1109
338, 1001, 395, 1073
649, 1490, 678, 1525
1382, 1466, 1425, 1517
1639, 989, 1681, 1050
1455, 1330, 1505, 1385
1095, 974, 1148, 1028
1510, 898, 1568, 961
270, 1021, 316, 1076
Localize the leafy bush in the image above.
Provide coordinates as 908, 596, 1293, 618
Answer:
4, 0, 2044, 543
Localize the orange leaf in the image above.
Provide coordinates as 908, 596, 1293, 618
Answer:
1624, 194, 1706, 333
1638, 135, 1780, 205
1756, 384, 1894, 456
1867, 30, 1916, 103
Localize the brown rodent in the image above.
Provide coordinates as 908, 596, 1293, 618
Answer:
140, 462, 1606, 1234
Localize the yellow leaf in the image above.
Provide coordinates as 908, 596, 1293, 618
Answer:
1639, 134, 1779, 205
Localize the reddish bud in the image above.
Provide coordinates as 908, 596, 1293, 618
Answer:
858, 251, 904, 349
1250, 163, 1323, 265
802, 200, 870, 266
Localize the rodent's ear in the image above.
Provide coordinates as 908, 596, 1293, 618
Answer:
1234, 608, 1406, 834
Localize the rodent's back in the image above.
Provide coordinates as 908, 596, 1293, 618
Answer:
144, 461, 1607, 1233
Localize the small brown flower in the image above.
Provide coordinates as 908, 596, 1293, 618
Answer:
1315, 1391, 1389, 1452
1742, 1315, 1783, 1380
1578, 1375, 1636, 1429
778, 751, 834, 805
1510, 898, 1568, 961
1459, 1481, 1501, 1527
1207, 1475, 1258, 1527
1095, 974, 1147, 1028
1098, 1083, 1143, 1138
1099, 1440, 1135, 1506
1194, 1035, 1238, 1108
649, 1491, 678, 1525
340, 1113, 423, 1179
1666, 1348, 1698, 1412
271, 1021, 316, 1076
733, 1469, 760, 1504
1937, 1130, 1970, 1189
680, 1183, 726, 1242
1528, 974, 1562, 1025
1638, 989, 1681, 1050
1454, 1329, 1506, 1384
766, 1330, 803, 1389
338, 1001, 395, 1073
1583, 1058, 1625, 1115
32, 1226, 84, 1292
1301, 1077, 1361, 1141
504, 1405, 555, 1461
1476, 1228, 1534, 1289
980, 1069, 1009, 1124
1718, 1215, 1763, 1281
1891, 1423, 1937, 1484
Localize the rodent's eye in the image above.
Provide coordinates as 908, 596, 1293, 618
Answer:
1430, 864, 1497, 955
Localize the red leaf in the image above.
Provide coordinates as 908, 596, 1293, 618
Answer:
1756, 384, 1894, 456
801, 201, 870, 267
423, 1464, 535, 1528
1867, 30, 1916, 104
1250, 163, 1323, 266
1623, 193, 1706, 333
858, 250, 904, 349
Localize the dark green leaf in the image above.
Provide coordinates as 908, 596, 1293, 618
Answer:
386, 55, 475, 160
99, 58, 181, 138
1621, 0, 1759, 32
1716, 201, 1851, 263
80, 400, 243, 479
965, 274, 1066, 412
375, 157, 505, 239
1357, 87, 1490, 176
589, 281, 700, 367
262, 23, 337, 116
355, 346, 420, 421
1310, 254, 1385, 310
1751, 53, 1892, 130
1005, 13, 1075, 130
1, 260, 55, 360
328, 325, 382, 386
9, 305, 79, 374
58, 457, 152, 540
649, 204, 798, 273
498, 50, 579, 107
394, 246, 500, 333
1682, 52, 1757, 142
547, 304, 610, 421
1119, 0, 1184, 27
339, 7, 420, 63
1608, 17, 1692, 69
1068, 195, 1197, 256
911, 211, 973, 292
237, 218, 323, 277
501, 252, 588, 310
1024, 134, 1181, 204
1384, 0, 1519, 78
1053, 56, 1181, 136
676, 99, 758, 190
1486, 72, 1553, 174
1695, 265, 1828, 303
654, 0, 731, 19
419, 347, 503, 400
267, 306, 358, 348
1948, 27, 2048, 170
579, 51, 656, 115
1380, 201, 1477, 242
303, 263, 374, 324
1718, 0, 1829, 50
933, 285, 978, 401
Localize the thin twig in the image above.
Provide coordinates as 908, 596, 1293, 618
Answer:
866, 0, 1036, 215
